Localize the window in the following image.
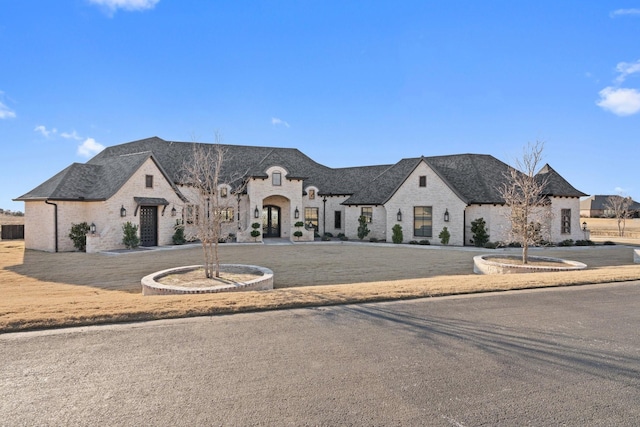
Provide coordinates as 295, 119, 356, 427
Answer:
145, 175, 153, 188
414, 206, 432, 237
272, 172, 282, 186
220, 187, 228, 198
305, 207, 319, 230
217, 208, 234, 222
561, 209, 571, 234
419, 176, 427, 187
334, 211, 342, 229
186, 204, 200, 225
308, 189, 315, 200
361, 207, 373, 223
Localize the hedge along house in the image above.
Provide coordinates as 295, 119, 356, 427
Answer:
15, 136, 587, 252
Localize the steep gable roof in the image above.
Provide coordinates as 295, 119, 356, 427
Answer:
17, 136, 586, 206
536, 164, 587, 197
16, 151, 185, 202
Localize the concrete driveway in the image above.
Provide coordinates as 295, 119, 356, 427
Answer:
2, 281, 639, 426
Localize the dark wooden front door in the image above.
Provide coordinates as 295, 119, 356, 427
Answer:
262, 205, 281, 238
139, 206, 158, 246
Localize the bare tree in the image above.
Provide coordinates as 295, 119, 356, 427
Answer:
181, 133, 243, 279
605, 195, 632, 237
499, 141, 551, 264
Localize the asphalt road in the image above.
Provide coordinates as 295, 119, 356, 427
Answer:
2, 282, 639, 426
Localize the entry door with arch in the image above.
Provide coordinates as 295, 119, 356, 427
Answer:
262, 205, 281, 238
139, 206, 158, 246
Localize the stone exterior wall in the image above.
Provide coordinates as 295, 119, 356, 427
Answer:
466, 197, 584, 245
344, 205, 387, 241
385, 161, 467, 245
86, 158, 185, 252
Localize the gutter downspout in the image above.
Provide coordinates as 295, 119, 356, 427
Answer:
463, 207, 467, 247
45, 199, 58, 252
322, 196, 327, 235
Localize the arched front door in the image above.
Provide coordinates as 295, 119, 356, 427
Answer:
262, 205, 281, 238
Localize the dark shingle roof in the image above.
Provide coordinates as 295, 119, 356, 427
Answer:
16, 136, 586, 205
535, 164, 587, 197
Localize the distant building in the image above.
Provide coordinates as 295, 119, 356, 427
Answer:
580, 195, 640, 218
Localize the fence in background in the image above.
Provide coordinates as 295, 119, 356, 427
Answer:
1, 225, 24, 240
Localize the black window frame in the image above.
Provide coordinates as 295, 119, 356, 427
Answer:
561, 208, 571, 234
305, 207, 319, 230
414, 206, 433, 237
419, 176, 427, 187
145, 174, 154, 188
361, 207, 373, 223
334, 211, 342, 229
272, 172, 282, 186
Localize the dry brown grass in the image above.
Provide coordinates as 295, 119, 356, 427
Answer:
0, 213, 24, 226
2, 240, 640, 333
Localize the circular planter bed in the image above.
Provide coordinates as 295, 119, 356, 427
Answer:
473, 254, 587, 275
141, 264, 273, 295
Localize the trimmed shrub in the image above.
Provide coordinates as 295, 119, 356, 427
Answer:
603, 241, 616, 245
122, 221, 140, 249
575, 239, 595, 246
409, 240, 419, 245
558, 239, 574, 247
484, 241, 499, 249
392, 224, 403, 244
470, 217, 489, 247
68, 222, 90, 252
172, 220, 186, 245
418, 240, 430, 245
438, 227, 450, 245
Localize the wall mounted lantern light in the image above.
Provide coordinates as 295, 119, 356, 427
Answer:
444, 209, 450, 222
171, 206, 177, 217
90, 223, 96, 234
294, 207, 300, 219
120, 205, 127, 217
397, 209, 402, 222
582, 221, 587, 232
254, 206, 260, 218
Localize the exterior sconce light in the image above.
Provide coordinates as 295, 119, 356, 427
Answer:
294, 207, 300, 219
397, 209, 402, 222
254, 206, 260, 218
582, 221, 587, 232
120, 205, 127, 217
171, 206, 177, 217
90, 223, 96, 234
444, 209, 450, 222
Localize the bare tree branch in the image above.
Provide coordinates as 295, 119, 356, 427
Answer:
499, 141, 551, 263
605, 195, 632, 237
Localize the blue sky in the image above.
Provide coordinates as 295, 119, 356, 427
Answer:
2, 1, 639, 212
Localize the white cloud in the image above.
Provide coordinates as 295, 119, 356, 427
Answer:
596, 87, 640, 116
615, 60, 640, 83
61, 130, 82, 140
610, 8, 640, 18
34, 125, 58, 138
77, 138, 105, 157
271, 117, 290, 128
88, 0, 159, 13
0, 93, 16, 120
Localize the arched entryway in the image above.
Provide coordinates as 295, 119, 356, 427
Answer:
262, 205, 281, 238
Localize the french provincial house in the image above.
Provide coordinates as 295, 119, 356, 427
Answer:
15, 136, 587, 252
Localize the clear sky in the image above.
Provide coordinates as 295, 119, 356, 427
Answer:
2, 0, 639, 212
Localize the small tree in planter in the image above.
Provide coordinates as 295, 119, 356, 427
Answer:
357, 215, 370, 240
392, 224, 403, 244
250, 222, 261, 242
122, 221, 140, 249
439, 226, 450, 245
68, 222, 90, 252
